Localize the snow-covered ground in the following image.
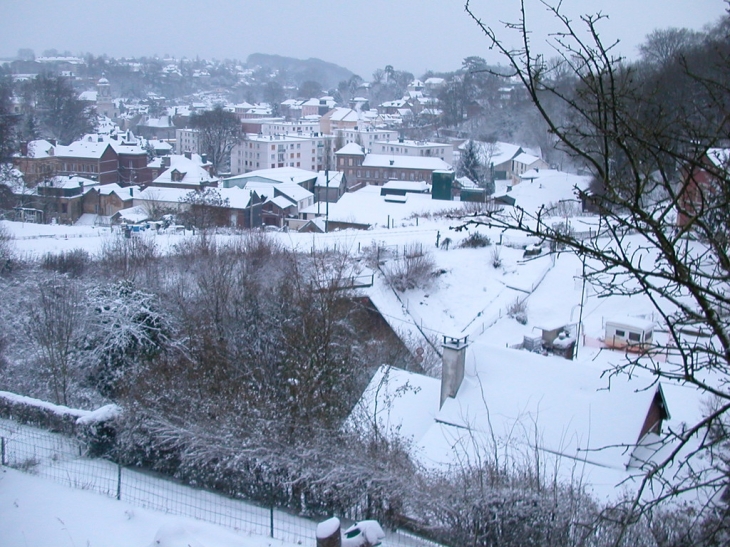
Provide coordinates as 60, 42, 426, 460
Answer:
0, 170, 708, 518
0, 466, 300, 547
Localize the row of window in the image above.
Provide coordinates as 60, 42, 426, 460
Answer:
347, 169, 425, 181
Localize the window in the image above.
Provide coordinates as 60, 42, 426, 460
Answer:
615, 329, 626, 337
628, 332, 641, 342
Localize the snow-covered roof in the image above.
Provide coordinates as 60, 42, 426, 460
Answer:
459, 140, 523, 166
352, 343, 706, 500
152, 155, 215, 186
270, 195, 296, 210
299, 184, 464, 226
136, 186, 191, 203
382, 180, 429, 192
244, 181, 312, 204
706, 148, 730, 168
112, 205, 149, 223
362, 154, 451, 171
605, 316, 655, 331
327, 108, 359, 123
493, 169, 590, 212
512, 152, 542, 166
455, 175, 478, 189
96, 183, 138, 199
315, 171, 345, 188
335, 143, 365, 156
26, 140, 55, 158
45, 175, 99, 191
55, 140, 112, 160
78, 90, 98, 102
219, 186, 260, 209
225, 167, 317, 186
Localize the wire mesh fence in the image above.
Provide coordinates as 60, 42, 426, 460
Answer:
0, 418, 444, 547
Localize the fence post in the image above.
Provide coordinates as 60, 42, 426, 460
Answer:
116, 463, 122, 500
270, 505, 274, 538
1, 437, 5, 466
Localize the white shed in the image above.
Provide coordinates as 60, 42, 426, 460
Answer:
604, 316, 654, 349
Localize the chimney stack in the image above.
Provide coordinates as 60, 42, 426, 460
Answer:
440, 335, 468, 408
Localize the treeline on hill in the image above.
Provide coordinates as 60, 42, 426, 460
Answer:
0, 226, 726, 547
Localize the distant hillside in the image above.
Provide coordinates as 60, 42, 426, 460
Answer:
246, 53, 355, 90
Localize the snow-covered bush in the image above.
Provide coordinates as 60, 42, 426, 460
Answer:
383, 251, 436, 292
507, 297, 528, 325
491, 246, 502, 268
459, 232, 492, 248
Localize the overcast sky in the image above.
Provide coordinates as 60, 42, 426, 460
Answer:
1, 0, 726, 79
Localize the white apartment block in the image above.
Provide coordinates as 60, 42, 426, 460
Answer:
371, 139, 454, 165
176, 128, 201, 154
230, 134, 334, 175
259, 119, 322, 136
335, 127, 398, 151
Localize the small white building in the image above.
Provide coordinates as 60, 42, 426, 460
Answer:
604, 316, 655, 349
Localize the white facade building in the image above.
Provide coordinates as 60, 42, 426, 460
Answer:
175, 128, 201, 155
230, 134, 333, 175
372, 139, 454, 165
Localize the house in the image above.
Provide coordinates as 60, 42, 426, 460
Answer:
314, 171, 347, 203
510, 153, 549, 184
223, 166, 318, 194
350, 338, 706, 500
14, 140, 57, 185
458, 140, 524, 181
54, 139, 120, 185
83, 183, 138, 217
360, 155, 451, 188
677, 147, 730, 228
371, 139, 453, 165
147, 154, 217, 190
27, 175, 100, 224
135, 115, 177, 140
320, 108, 359, 134
222, 167, 316, 225
336, 143, 452, 189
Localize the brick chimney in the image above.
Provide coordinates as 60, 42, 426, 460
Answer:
440, 335, 468, 408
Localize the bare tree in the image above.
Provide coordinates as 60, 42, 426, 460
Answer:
462, 0, 730, 536
26, 276, 86, 405
189, 105, 242, 175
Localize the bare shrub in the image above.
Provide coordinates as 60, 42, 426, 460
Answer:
507, 297, 528, 325
545, 199, 583, 218
403, 242, 424, 258
99, 233, 158, 280
26, 276, 87, 406
41, 248, 91, 278
0, 223, 13, 272
459, 232, 492, 248
384, 251, 436, 292
491, 246, 502, 268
